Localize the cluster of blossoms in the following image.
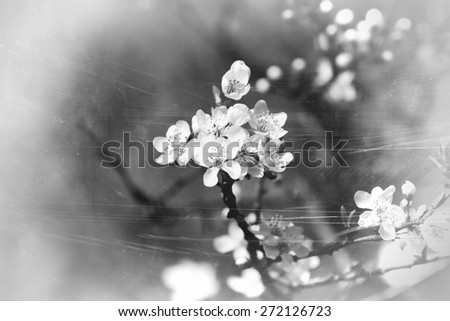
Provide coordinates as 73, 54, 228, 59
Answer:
153, 61, 293, 187
354, 181, 450, 256
250, 215, 320, 286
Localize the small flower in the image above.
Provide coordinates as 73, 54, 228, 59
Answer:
221, 60, 251, 100
354, 186, 407, 240
213, 221, 250, 266
397, 228, 426, 258
421, 212, 450, 254
260, 139, 294, 173
193, 133, 246, 187
193, 105, 249, 138
227, 268, 265, 298
250, 215, 310, 262
249, 100, 288, 139
153, 120, 191, 165
235, 134, 266, 179
161, 260, 220, 301
401, 180, 417, 199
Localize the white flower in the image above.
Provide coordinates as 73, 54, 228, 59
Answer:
421, 212, 450, 254
235, 134, 266, 179
397, 228, 426, 258
193, 105, 249, 138
153, 120, 191, 165
250, 215, 310, 261
260, 139, 293, 173
249, 100, 288, 139
213, 221, 249, 266
401, 180, 417, 199
161, 260, 219, 301
354, 186, 407, 240
227, 268, 265, 298
193, 133, 247, 187
221, 60, 251, 100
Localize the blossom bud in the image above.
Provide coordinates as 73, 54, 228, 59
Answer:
401, 180, 416, 199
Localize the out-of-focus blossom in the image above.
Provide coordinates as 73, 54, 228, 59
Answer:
249, 100, 288, 139
355, 186, 406, 240
282, 9, 294, 20
382, 50, 394, 62
397, 228, 426, 258
421, 212, 450, 255
319, 0, 333, 13
161, 260, 219, 301
266, 65, 283, 81
269, 256, 320, 287
153, 120, 191, 165
326, 71, 357, 103
395, 18, 412, 31
227, 268, 265, 298
335, 8, 354, 25
365, 9, 384, 28
313, 58, 333, 87
335, 52, 353, 69
401, 180, 417, 199
255, 78, 270, 94
250, 215, 310, 263
221, 60, 251, 100
291, 57, 306, 72
213, 221, 249, 266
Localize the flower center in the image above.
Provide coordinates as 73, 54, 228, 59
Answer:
226, 79, 245, 94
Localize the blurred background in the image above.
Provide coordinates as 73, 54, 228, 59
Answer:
0, 0, 449, 300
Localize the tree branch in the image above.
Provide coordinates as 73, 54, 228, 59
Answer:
301, 255, 450, 289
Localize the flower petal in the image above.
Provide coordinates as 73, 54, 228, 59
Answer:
222, 161, 242, 180
378, 185, 395, 205
263, 245, 280, 259
213, 235, 235, 253
224, 126, 249, 150
379, 222, 396, 241
230, 60, 251, 84
386, 205, 406, 227
370, 186, 384, 202
358, 210, 380, 227
153, 136, 169, 153
227, 103, 250, 126
191, 115, 200, 135
272, 112, 287, 127
354, 191, 374, 210
203, 167, 220, 187
290, 243, 310, 258
253, 100, 269, 116
175, 120, 191, 141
